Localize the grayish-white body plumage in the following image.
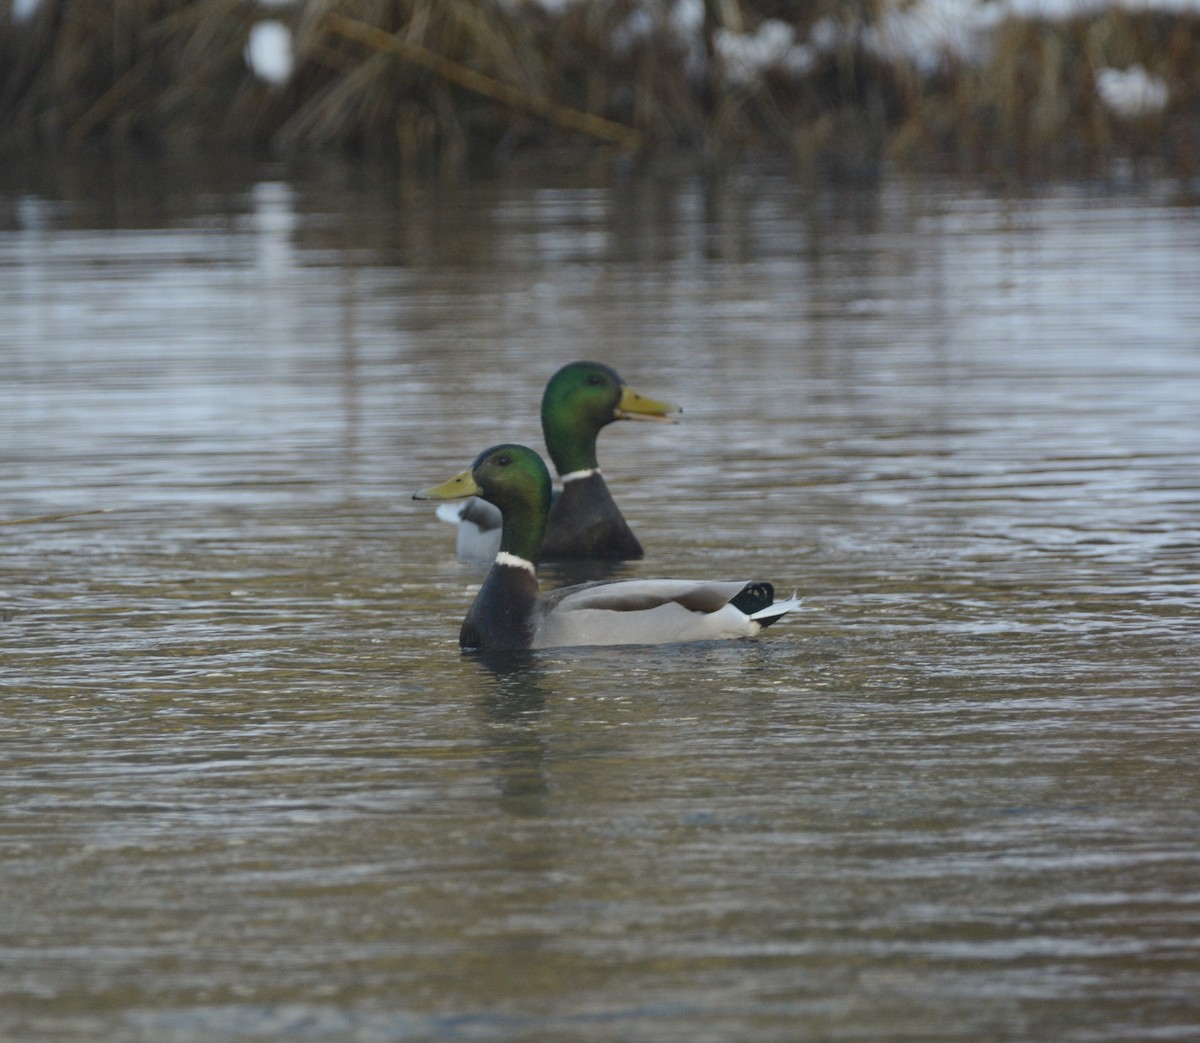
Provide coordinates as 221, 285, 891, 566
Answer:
531, 578, 802, 649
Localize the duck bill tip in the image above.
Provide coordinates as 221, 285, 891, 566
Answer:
615, 386, 681, 423
413, 469, 481, 501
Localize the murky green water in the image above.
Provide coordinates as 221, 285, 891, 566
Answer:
3, 156, 1199, 1042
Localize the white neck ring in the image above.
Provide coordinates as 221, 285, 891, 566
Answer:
560, 467, 600, 484
494, 551, 536, 575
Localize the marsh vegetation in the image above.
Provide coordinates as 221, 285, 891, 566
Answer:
1, 1, 1196, 177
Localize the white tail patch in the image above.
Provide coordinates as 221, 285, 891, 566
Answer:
750, 592, 803, 620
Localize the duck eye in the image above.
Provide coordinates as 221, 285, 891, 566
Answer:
495, 455, 511, 467
586, 374, 602, 386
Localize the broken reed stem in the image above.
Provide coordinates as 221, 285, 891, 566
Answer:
0, 509, 115, 527
322, 13, 644, 151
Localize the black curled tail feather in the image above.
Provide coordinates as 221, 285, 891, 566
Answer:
730, 582, 775, 616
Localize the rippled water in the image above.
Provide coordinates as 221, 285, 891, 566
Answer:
3, 156, 1199, 1042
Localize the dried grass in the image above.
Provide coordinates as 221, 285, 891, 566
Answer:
0, 0, 1196, 176
890, 9, 1200, 175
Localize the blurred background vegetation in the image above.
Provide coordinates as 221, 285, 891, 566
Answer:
0, 0, 1196, 178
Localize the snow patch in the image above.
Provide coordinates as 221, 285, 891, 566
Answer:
245, 21, 294, 87
1095, 64, 1170, 116
715, 20, 816, 85
12, 0, 41, 22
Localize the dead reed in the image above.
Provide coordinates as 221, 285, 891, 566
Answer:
0, 0, 1196, 176
890, 8, 1200, 176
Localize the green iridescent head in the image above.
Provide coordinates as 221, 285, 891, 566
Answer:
540, 361, 679, 475
415, 444, 552, 562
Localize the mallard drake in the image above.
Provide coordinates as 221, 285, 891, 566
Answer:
436, 361, 679, 562
415, 444, 801, 651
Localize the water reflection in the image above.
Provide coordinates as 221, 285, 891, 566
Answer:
538, 559, 635, 588
474, 651, 551, 819
2, 154, 1199, 1043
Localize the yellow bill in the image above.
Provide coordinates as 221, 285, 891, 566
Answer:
614, 383, 681, 423
413, 468, 482, 501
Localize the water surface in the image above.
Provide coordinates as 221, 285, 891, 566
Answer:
2, 157, 1199, 1042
